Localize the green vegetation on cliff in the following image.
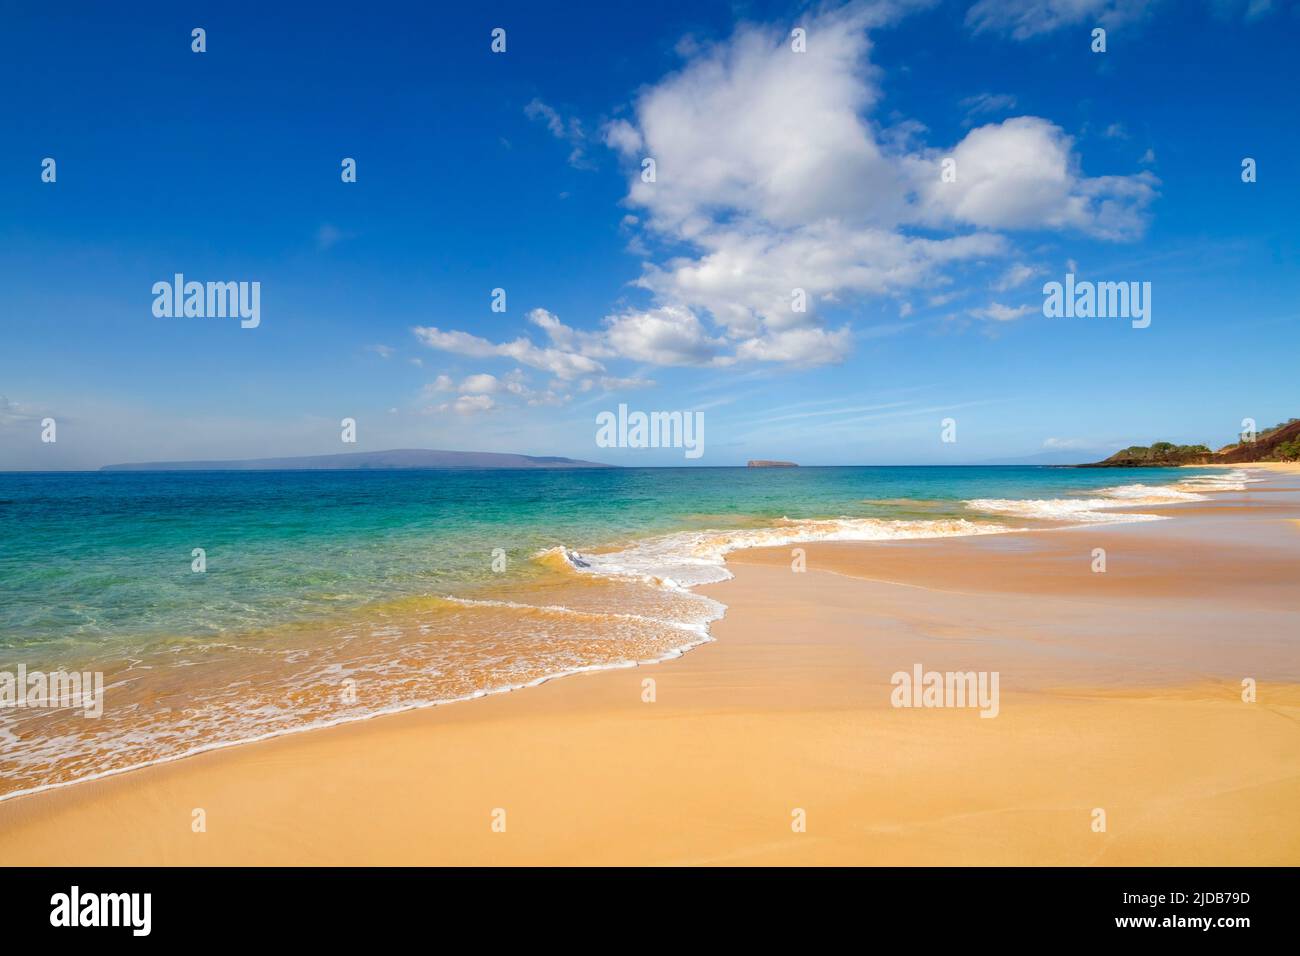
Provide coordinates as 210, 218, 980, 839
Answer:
1082, 418, 1300, 467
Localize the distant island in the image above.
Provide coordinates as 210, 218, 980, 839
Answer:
747, 460, 798, 468
1081, 418, 1300, 467
101, 449, 614, 471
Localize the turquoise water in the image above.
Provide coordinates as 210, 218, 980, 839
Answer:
0, 465, 1209, 655
0, 464, 1226, 798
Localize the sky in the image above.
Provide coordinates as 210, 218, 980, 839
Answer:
2, 0, 1298, 468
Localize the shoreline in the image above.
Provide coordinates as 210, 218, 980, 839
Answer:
1, 465, 1297, 863
0, 464, 1259, 806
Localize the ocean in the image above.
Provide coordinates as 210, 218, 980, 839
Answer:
0, 465, 1251, 799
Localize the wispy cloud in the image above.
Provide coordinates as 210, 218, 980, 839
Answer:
525, 98, 594, 170
971, 302, 1036, 322
966, 0, 1158, 39
960, 92, 1017, 124
315, 223, 352, 250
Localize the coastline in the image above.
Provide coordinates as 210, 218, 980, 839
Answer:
1, 465, 1297, 865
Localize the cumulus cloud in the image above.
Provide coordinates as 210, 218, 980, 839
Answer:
734, 326, 856, 366
444, 394, 496, 415
611, 9, 908, 233
419, 1, 1159, 375
416, 358, 650, 417
421, 371, 559, 415
526, 307, 588, 351
605, 3, 1155, 361
602, 119, 643, 155
458, 373, 500, 395
602, 305, 728, 366
907, 117, 1157, 239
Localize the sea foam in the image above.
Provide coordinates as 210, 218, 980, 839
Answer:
546, 516, 1015, 593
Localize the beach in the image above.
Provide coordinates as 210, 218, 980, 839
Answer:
2, 463, 1297, 866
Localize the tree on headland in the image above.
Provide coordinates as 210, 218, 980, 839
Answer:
1084, 417, 1300, 467
1109, 443, 1211, 463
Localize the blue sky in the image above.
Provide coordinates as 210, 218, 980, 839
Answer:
2, 0, 1297, 468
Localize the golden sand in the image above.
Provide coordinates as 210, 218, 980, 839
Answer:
1198, 460, 1300, 473
1, 471, 1297, 865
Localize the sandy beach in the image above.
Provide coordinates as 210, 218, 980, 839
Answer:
2, 464, 1298, 866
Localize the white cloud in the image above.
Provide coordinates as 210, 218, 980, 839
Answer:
526, 307, 581, 350
421, 375, 456, 398
1206, 0, 1276, 22
992, 262, 1036, 291
908, 118, 1157, 240
637, 223, 1006, 338
525, 98, 593, 169
366, 344, 395, 359
420, 376, 503, 415
604, 3, 1155, 363
965, 0, 1156, 39
1243, 0, 1275, 20
602, 119, 643, 155
0, 396, 46, 427
524, 98, 565, 138
439, 394, 496, 415
734, 326, 855, 367
613, 8, 905, 233
602, 305, 729, 366
593, 375, 656, 391
972, 302, 1035, 321
960, 92, 1017, 121
412, 325, 603, 380
458, 373, 500, 395
417, 364, 644, 417
418, 1, 1158, 375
